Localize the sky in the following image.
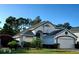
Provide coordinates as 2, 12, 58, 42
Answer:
0, 4, 79, 28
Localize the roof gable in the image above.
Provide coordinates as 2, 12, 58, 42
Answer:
28, 21, 55, 31
54, 29, 78, 38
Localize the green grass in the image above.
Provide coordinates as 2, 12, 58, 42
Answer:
1, 48, 79, 54
13, 48, 79, 54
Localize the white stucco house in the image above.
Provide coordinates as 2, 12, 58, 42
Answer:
13, 21, 78, 49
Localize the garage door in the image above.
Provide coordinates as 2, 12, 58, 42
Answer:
58, 37, 75, 48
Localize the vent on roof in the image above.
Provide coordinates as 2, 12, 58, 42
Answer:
65, 32, 68, 35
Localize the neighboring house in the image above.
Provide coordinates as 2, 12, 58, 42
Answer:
0, 34, 14, 47
70, 27, 79, 42
13, 21, 78, 48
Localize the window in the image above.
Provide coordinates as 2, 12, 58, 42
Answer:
44, 24, 50, 27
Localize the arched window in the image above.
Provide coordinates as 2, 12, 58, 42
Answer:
36, 30, 43, 38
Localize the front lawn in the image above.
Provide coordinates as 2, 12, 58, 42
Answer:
12, 48, 79, 54
1, 48, 79, 54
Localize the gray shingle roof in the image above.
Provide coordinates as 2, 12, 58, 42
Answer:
43, 29, 64, 36
22, 31, 34, 36
50, 29, 64, 35
14, 21, 78, 38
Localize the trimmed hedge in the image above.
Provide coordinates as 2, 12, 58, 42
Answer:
8, 41, 20, 49
21, 41, 31, 50
31, 37, 42, 49
43, 44, 59, 49
75, 42, 79, 49
0, 48, 11, 54
75, 44, 79, 49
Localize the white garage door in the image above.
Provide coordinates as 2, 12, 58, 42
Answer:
58, 37, 75, 48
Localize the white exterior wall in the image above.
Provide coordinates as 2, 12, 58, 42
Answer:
33, 25, 44, 34
43, 23, 56, 33
15, 36, 33, 45
74, 33, 79, 41
23, 36, 33, 42
15, 37, 20, 41
54, 30, 77, 39
15, 37, 23, 45
32, 23, 55, 34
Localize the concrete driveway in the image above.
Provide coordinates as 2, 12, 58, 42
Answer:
60, 49, 79, 52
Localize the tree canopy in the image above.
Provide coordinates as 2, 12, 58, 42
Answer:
31, 16, 42, 26
0, 16, 72, 36
56, 22, 72, 30
0, 16, 42, 36
0, 16, 31, 36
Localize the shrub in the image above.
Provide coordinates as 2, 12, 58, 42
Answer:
75, 42, 79, 49
31, 37, 37, 48
52, 43, 59, 49
8, 40, 18, 49
43, 44, 59, 49
77, 42, 79, 44
21, 41, 31, 50
75, 44, 79, 49
31, 37, 42, 49
0, 48, 11, 53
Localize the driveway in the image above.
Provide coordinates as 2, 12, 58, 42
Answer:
60, 49, 79, 52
